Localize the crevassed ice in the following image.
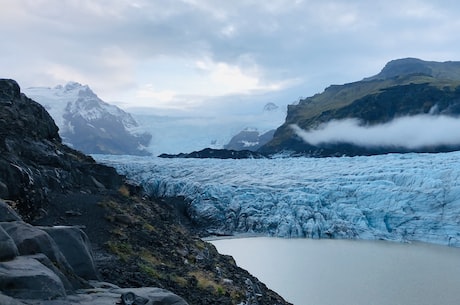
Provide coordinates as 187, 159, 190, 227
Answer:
94, 152, 460, 246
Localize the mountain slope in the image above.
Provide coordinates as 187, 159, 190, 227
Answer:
0, 79, 290, 305
25, 82, 152, 156
260, 58, 460, 156
224, 128, 275, 151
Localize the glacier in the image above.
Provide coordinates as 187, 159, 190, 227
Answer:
94, 151, 460, 246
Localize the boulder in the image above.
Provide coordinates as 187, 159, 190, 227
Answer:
0, 222, 72, 272
132, 287, 189, 305
29, 254, 75, 293
0, 200, 21, 222
0, 226, 18, 261
0, 255, 66, 299
0, 293, 28, 305
56, 287, 189, 305
41, 226, 98, 280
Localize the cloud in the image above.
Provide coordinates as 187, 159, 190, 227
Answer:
291, 115, 460, 149
3, 0, 460, 113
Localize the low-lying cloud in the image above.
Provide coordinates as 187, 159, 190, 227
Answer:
291, 115, 460, 149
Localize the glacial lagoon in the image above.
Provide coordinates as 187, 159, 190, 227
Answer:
211, 237, 460, 305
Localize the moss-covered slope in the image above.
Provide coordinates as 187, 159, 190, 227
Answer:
261, 58, 460, 156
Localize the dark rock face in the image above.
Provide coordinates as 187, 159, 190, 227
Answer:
0, 256, 67, 299
0, 79, 122, 220
0, 206, 87, 299
0, 201, 21, 222
40, 226, 97, 280
0, 226, 18, 261
0, 80, 58, 142
0, 222, 73, 274
159, 147, 266, 159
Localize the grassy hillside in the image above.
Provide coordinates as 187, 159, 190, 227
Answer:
261, 58, 460, 155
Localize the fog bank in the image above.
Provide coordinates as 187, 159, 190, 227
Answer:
291, 115, 460, 148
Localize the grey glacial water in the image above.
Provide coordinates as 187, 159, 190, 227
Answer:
211, 237, 460, 305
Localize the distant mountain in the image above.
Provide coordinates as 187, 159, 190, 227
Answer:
260, 58, 460, 156
131, 100, 286, 156
263, 102, 279, 112
224, 128, 275, 151
25, 82, 152, 156
222, 102, 280, 152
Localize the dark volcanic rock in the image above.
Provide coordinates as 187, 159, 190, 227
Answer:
41, 226, 97, 280
159, 147, 266, 159
0, 226, 18, 261
0, 200, 21, 222
0, 256, 66, 299
0, 222, 73, 273
0, 79, 122, 220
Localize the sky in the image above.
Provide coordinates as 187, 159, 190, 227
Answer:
2, 0, 460, 117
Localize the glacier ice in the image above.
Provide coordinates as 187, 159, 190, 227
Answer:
95, 152, 460, 246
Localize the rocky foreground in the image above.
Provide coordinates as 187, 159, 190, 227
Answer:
0, 79, 290, 305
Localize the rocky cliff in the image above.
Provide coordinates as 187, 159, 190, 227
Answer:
260, 58, 460, 156
0, 79, 122, 220
0, 79, 290, 305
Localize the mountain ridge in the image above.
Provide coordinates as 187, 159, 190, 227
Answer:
25, 82, 152, 156
260, 58, 460, 156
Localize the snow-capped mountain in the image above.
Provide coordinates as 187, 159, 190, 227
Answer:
224, 128, 275, 151
131, 101, 286, 156
222, 102, 283, 151
95, 151, 460, 247
25, 82, 152, 155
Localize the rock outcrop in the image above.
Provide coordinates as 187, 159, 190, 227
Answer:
40, 226, 97, 280
0, 199, 79, 299
0, 79, 291, 305
159, 147, 266, 159
0, 198, 190, 304
0, 79, 122, 220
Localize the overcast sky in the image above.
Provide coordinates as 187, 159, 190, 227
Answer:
2, 0, 460, 115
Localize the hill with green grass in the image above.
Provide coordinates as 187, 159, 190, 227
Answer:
260, 58, 460, 156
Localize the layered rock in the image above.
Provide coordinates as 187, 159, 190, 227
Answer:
40, 226, 97, 280
0, 200, 77, 299
0, 198, 190, 304
0, 79, 122, 220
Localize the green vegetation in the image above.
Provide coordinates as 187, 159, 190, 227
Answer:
106, 241, 133, 262
262, 58, 460, 153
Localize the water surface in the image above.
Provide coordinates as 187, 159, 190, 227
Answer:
211, 237, 460, 305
